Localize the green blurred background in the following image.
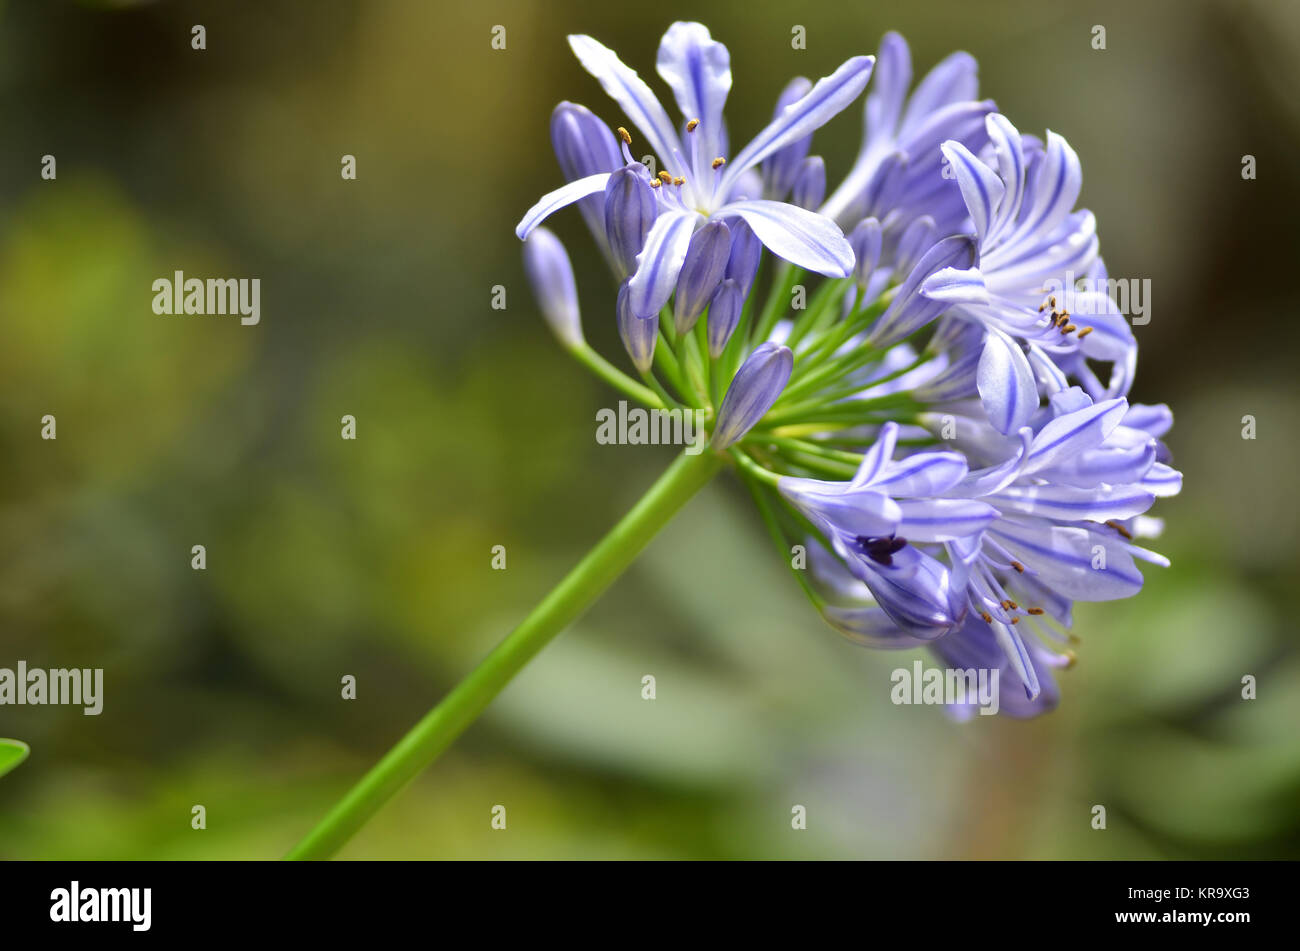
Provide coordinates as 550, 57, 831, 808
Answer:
0, 0, 1296, 859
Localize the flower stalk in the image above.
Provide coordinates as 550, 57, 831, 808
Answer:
286, 447, 725, 860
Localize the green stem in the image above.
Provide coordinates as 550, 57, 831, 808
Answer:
285, 448, 727, 860
572, 345, 662, 408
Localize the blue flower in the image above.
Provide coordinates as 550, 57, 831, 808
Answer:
517, 22, 872, 317
515, 23, 1180, 718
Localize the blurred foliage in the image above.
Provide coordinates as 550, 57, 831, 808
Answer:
0, 0, 1297, 859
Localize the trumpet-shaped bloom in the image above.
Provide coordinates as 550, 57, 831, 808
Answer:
517, 22, 871, 317
516, 22, 1180, 718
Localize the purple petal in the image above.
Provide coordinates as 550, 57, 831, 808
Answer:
673, 219, 731, 333
897, 51, 979, 139
874, 451, 969, 496
989, 483, 1156, 522
616, 280, 658, 373
717, 199, 854, 277
895, 497, 997, 542
1008, 129, 1081, 246
568, 33, 683, 168
706, 278, 744, 358
871, 235, 978, 347
721, 56, 875, 189
941, 140, 1004, 244
781, 478, 902, 538
977, 327, 1038, 434
516, 173, 611, 239
985, 113, 1025, 239
655, 21, 732, 166
522, 227, 583, 348
921, 265, 988, 305
1023, 397, 1128, 475
604, 166, 659, 278
628, 209, 700, 317
864, 31, 912, 140
850, 421, 899, 489
713, 342, 793, 448
988, 516, 1145, 601
822, 605, 929, 649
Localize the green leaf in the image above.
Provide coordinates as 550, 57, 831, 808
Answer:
0, 739, 29, 779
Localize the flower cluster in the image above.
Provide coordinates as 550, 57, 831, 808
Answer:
517, 22, 1181, 718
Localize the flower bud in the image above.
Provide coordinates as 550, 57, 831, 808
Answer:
673, 220, 731, 334
724, 219, 762, 299
522, 227, 583, 348
791, 156, 826, 210
604, 166, 657, 279
760, 77, 814, 200
551, 102, 623, 255
712, 342, 793, 449
616, 279, 657, 374
869, 235, 976, 348
849, 217, 882, 288
706, 279, 744, 359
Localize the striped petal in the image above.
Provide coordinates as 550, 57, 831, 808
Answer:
627, 209, 700, 317
717, 199, 854, 277
516, 173, 612, 240
568, 34, 683, 167
721, 56, 875, 190
977, 327, 1038, 434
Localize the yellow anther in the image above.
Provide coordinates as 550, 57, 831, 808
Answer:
686, 118, 699, 132
712, 156, 726, 169
617, 127, 632, 145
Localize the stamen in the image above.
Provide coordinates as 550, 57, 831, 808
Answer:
711, 156, 726, 169
617, 127, 632, 145
649, 178, 662, 188
1010, 560, 1025, 574
686, 118, 699, 132
1104, 519, 1133, 539
1064, 650, 1078, 669
1061, 323, 1077, 335
1009, 617, 1019, 624
1077, 327, 1093, 338
658, 171, 673, 185
980, 611, 993, 624
1027, 607, 1045, 615
672, 176, 685, 186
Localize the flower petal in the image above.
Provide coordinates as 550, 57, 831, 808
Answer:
874, 451, 969, 497
721, 55, 875, 189
627, 209, 700, 317
989, 516, 1145, 601
568, 33, 683, 167
1023, 397, 1127, 475
896, 497, 997, 542
655, 22, 732, 165
989, 483, 1156, 522
516, 173, 611, 239
941, 140, 1005, 244
977, 326, 1038, 434
717, 199, 854, 277
921, 265, 988, 305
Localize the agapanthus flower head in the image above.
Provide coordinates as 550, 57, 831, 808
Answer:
517, 22, 1180, 718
